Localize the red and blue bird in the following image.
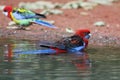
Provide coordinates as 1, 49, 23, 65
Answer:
14, 29, 91, 54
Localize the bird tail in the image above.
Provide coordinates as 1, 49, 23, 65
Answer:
14, 49, 57, 54
33, 19, 57, 28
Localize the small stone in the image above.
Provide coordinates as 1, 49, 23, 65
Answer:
25, 27, 31, 31
44, 30, 48, 33
13, 31, 17, 34
0, 5, 5, 10
80, 12, 89, 16
41, 9, 63, 15
62, 1, 81, 9
50, 9, 63, 15
88, 0, 115, 5
94, 21, 106, 27
65, 28, 75, 33
8, 21, 16, 26
80, 2, 98, 10
54, 3, 63, 8
7, 26, 18, 29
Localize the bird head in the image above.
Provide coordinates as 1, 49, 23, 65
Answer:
75, 29, 91, 48
75, 29, 91, 39
3, 6, 13, 17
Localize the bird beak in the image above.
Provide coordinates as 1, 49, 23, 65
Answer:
2, 12, 8, 16
85, 33, 91, 39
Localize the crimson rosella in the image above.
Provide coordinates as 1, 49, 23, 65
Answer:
39, 29, 91, 53
14, 29, 91, 54
3, 6, 56, 29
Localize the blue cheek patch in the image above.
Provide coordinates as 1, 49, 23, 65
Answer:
85, 34, 90, 39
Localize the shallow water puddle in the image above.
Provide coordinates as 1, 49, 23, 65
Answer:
0, 39, 120, 80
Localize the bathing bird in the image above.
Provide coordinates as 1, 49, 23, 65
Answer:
56, 29, 91, 50
3, 6, 56, 29
40, 29, 91, 53
14, 29, 91, 54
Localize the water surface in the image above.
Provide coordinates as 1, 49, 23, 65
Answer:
0, 39, 120, 80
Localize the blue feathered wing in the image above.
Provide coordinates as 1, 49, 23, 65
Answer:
33, 19, 56, 28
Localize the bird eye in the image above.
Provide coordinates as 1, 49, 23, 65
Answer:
4, 10, 7, 12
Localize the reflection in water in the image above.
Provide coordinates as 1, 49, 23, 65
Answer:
0, 39, 120, 80
0, 40, 92, 80
71, 52, 91, 70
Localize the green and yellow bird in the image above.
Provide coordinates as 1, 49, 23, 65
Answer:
3, 6, 57, 29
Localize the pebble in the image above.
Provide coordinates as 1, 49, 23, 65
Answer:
94, 21, 106, 27
7, 26, 18, 29
40, 9, 63, 15
80, 2, 98, 10
65, 28, 75, 33
62, 1, 82, 9
80, 12, 89, 16
88, 0, 118, 5
8, 21, 16, 26
0, 5, 5, 10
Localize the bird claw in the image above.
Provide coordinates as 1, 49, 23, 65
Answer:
16, 26, 30, 30
16, 26, 25, 30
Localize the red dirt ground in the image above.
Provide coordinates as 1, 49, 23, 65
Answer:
0, 0, 120, 47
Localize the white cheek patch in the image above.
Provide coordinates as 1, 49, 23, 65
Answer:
3, 12, 8, 16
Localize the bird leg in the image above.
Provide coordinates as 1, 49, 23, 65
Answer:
17, 25, 26, 30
